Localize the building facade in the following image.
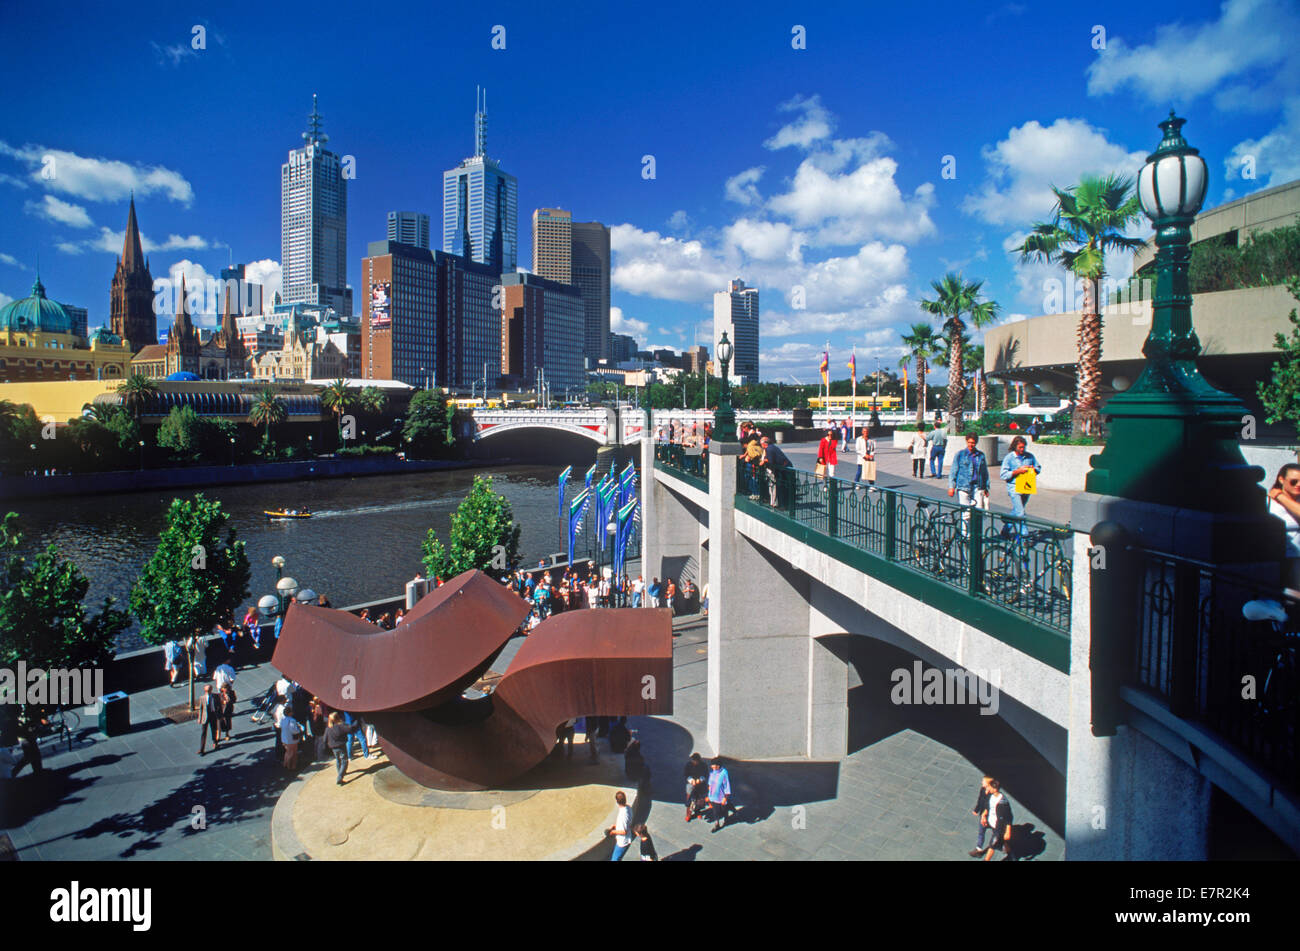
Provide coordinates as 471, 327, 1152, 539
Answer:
532, 208, 572, 283
252, 309, 346, 381
713, 278, 759, 385
0, 277, 131, 383
571, 221, 610, 364
388, 211, 430, 249
109, 197, 157, 352
499, 272, 585, 392
281, 96, 352, 317
442, 88, 517, 274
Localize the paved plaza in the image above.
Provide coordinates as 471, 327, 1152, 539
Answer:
1, 605, 1064, 861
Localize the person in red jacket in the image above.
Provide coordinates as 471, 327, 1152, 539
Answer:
817, 428, 839, 482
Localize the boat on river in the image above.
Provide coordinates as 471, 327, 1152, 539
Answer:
264, 509, 313, 520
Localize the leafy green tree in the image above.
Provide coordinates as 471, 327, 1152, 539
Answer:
920, 272, 999, 430
1016, 173, 1144, 435
0, 401, 41, 474
1257, 277, 1300, 434
0, 513, 129, 718
157, 405, 204, 460
320, 378, 352, 443
421, 475, 521, 582
402, 390, 458, 459
900, 322, 942, 423
357, 385, 388, 417
248, 387, 286, 451
130, 494, 250, 709
115, 373, 157, 423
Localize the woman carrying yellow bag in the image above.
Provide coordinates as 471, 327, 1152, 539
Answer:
1000, 435, 1041, 526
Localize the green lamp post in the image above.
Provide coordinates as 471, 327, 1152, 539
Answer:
1085, 112, 1263, 512
714, 331, 737, 442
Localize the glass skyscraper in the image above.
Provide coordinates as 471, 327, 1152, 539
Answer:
442, 88, 517, 274
713, 278, 760, 385
281, 96, 352, 317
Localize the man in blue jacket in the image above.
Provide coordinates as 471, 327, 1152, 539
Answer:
946, 433, 990, 508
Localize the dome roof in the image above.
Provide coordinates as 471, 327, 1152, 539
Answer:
0, 276, 72, 334
166, 371, 201, 381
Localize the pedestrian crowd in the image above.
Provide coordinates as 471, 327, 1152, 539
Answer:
504, 565, 701, 628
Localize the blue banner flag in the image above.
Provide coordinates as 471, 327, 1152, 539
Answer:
597, 479, 617, 550
567, 488, 590, 566
584, 463, 597, 489
614, 498, 639, 578
558, 465, 572, 519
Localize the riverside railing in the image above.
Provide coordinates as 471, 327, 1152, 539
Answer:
654, 442, 709, 486
737, 462, 1073, 634
1129, 550, 1298, 792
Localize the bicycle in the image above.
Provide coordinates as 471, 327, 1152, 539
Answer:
34, 705, 79, 753
1241, 599, 1299, 762
981, 525, 1072, 611
907, 500, 971, 579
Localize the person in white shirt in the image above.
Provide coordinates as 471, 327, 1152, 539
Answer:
280, 709, 303, 770
909, 424, 929, 478
1266, 463, 1300, 590
631, 576, 644, 608
853, 427, 877, 486
606, 790, 633, 861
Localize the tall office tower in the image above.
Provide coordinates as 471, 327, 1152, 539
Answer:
281, 96, 352, 317
532, 208, 572, 282
361, 240, 438, 388
109, 196, 156, 352
608, 332, 638, 363
685, 344, 709, 375
442, 88, 518, 273
571, 221, 610, 363
388, 211, 430, 249
713, 278, 759, 385
499, 272, 584, 392
438, 250, 501, 390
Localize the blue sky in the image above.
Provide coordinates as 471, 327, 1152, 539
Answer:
1, 0, 1296, 382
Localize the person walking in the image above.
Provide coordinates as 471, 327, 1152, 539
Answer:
816, 429, 839, 483
648, 578, 662, 609
909, 424, 929, 478
947, 433, 991, 509
198, 684, 221, 755
700, 581, 709, 617
164, 638, 183, 686
927, 422, 948, 479
853, 426, 877, 486
684, 752, 708, 821
280, 705, 303, 770
1000, 436, 1042, 526
631, 575, 644, 608
217, 683, 237, 744
324, 711, 362, 785
9, 723, 42, 778
707, 758, 737, 832
343, 711, 371, 760
634, 823, 658, 862
968, 776, 994, 857
665, 578, 677, 616
606, 791, 633, 861
981, 779, 1015, 861
1266, 463, 1300, 590
554, 718, 577, 758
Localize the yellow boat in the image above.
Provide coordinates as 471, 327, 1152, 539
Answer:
264, 509, 312, 520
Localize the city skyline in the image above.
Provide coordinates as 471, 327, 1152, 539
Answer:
1, 0, 1296, 384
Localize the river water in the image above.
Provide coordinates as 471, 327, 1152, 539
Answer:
6, 461, 633, 652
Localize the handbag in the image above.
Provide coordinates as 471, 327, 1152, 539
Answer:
814, 463, 826, 478
864, 460, 877, 481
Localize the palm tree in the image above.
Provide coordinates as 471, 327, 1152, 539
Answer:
320, 378, 352, 441
116, 373, 157, 422
248, 387, 286, 449
898, 322, 942, 424
920, 272, 999, 429
1015, 173, 1145, 435
964, 344, 988, 417
357, 385, 387, 417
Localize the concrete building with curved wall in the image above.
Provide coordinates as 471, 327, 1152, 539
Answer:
984, 178, 1300, 436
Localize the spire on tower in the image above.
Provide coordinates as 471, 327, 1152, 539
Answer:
303, 94, 328, 146
121, 195, 145, 273
474, 86, 488, 158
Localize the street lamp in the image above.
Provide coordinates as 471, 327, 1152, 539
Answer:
138, 439, 145, 470
276, 576, 299, 617
713, 331, 736, 441
230, 436, 236, 466
1086, 111, 1261, 512
272, 555, 285, 579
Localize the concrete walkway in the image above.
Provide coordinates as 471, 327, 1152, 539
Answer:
1, 611, 1065, 861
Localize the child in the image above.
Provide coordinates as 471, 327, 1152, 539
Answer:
634, 824, 658, 862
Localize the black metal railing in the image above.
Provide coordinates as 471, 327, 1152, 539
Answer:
738, 463, 1073, 633
654, 442, 709, 483
1131, 550, 1299, 791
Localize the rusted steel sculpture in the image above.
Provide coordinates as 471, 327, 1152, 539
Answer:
272, 569, 674, 790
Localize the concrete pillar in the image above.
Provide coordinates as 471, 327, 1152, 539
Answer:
706, 440, 814, 758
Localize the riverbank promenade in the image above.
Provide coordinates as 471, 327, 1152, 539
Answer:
0, 608, 1063, 861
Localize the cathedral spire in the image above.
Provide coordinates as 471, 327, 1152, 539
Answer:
122, 195, 145, 273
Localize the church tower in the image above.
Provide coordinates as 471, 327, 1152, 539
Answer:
164, 274, 200, 376
217, 282, 247, 377
109, 196, 156, 352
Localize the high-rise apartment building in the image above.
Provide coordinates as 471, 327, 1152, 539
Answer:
387, 211, 430, 249
281, 96, 352, 317
442, 88, 517, 274
532, 208, 572, 283
361, 240, 501, 390
713, 278, 759, 385
499, 272, 584, 392
608, 332, 639, 363
571, 221, 610, 363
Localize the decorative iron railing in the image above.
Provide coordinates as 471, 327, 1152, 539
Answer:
1131, 550, 1299, 790
736, 462, 1073, 633
654, 442, 709, 484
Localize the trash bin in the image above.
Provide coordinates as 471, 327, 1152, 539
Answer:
98, 691, 130, 737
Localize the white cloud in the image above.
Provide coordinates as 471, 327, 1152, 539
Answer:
723, 218, 801, 262
764, 94, 834, 150
24, 194, 94, 228
152, 41, 199, 67
724, 166, 765, 206
1086, 0, 1299, 105
0, 141, 194, 205
56, 242, 84, 256
0, 292, 12, 308
963, 118, 1145, 227
610, 305, 648, 339
86, 227, 209, 255
610, 224, 731, 303
760, 331, 906, 382
767, 154, 935, 245
666, 209, 692, 232
1226, 97, 1300, 187
244, 259, 283, 306
0, 253, 29, 270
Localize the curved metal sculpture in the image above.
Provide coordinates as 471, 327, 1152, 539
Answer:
272, 570, 674, 790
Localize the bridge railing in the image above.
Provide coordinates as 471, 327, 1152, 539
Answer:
1125, 548, 1299, 793
654, 442, 709, 486
738, 462, 1073, 634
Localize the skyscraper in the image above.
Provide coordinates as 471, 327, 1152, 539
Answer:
388, 211, 430, 249
109, 196, 156, 352
442, 88, 517, 274
500, 272, 584, 392
532, 208, 572, 283
713, 278, 759, 385
281, 96, 352, 317
571, 221, 610, 364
